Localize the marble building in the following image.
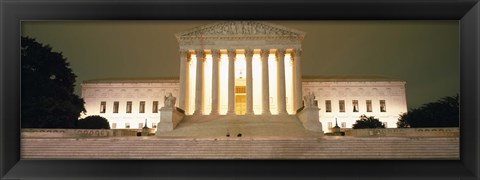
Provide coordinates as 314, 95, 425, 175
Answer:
81, 21, 408, 133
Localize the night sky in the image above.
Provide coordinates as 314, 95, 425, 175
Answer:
21, 21, 459, 109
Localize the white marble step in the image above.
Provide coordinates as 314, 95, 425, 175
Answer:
21, 137, 459, 160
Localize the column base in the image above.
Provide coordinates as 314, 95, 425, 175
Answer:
209, 111, 219, 115
277, 111, 288, 115
245, 111, 255, 115
192, 110, 202, 115
226, 111, 236, 115
262, 111, 272, 115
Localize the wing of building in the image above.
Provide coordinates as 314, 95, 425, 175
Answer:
81, 21, 408, 133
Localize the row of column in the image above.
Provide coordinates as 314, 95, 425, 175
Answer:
178, 48, 303, 115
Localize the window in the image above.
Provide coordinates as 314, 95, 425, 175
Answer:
152, 123, 157, 128
111, 123, 117, 129
325, 100, 332, 112
352, 100, 359, 112
366, 100, 372, 112
113, 101, 119, 113
126, 101, 132, 113
328, 122, 332, 129
341, 122, 346, 128
125, 123, 130, 129
139, 123, 144, 128
139, 101, 145, 113
235, 86, 246, 93
100, 101, 106, 113
339, 100, 345, 112
152, 101, 159, 113
380, 100, 386, 112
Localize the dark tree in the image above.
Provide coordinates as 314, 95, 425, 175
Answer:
21, 37, 86, 128
397, 94, 459, 128
352, 115, 386, 129
77, 116, 110, 129
396, 113, 411, 128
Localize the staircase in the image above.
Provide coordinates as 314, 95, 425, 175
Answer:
156, 114, 323, 137
21, 136, 459, 160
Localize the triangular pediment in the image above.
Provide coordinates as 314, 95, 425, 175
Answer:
175, 21, 305, 40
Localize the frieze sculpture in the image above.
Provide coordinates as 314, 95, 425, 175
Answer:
179, 21, 302, 37
304, 92, 316, 108
164, 93, 176, 108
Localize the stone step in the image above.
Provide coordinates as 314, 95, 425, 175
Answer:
22, 156, 459, 160
22, 144, 458, 149
22, 150, 459, 155
22, 142, 458, 147
22, 143, 458, 148
22, 137, 459, 140
21, 137, 459, 159
22, 154, 458, 158
22, 154, 458, 160
21, 148, 458, 154
23, 145, 458, 150
22, 148, 458, 155
22, 138, 458, 143
22, 140, 458, 144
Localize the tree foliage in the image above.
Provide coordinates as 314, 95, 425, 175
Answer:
77, 116, 110, 129
352, 115, 386, 129
397, 94, 459, 128
21, 37, 86, 128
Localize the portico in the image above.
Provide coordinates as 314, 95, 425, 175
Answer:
175, 21, 305, 115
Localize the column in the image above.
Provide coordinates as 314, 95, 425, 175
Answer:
261, 49, 271, 115
186, 52, 192, 113
294, 48, 303, 111
178, 49, 188, 110
210, 49, 220, 115
277, 48, 287, 115
245, 49, 254, 115
227, 49, 236, 115
193, 49, 204, 115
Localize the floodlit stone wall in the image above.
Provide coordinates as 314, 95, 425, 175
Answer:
81, 77, 408, 133
81, 79, 179, 131
345, 127, 459, 137
21, 128, 139, 138
302, 80, 407, 132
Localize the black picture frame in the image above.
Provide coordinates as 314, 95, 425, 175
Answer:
1, 0, 479, 179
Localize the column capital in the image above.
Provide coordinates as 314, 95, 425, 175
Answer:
195, 49, 205, 62
244, 48, 253, 57
227, 49, 236, 64
276, 48, 286, 56
211, 49, 221, 56
293, 48, 303, 56
195, 49, 205, 55
260, 49, 270, 57
227, 48, 236, 54
179, 49, 189, 59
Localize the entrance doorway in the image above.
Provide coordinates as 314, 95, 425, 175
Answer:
235, 95, 246, 115
235, 86, 246, 115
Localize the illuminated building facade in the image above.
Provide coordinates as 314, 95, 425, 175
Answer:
81, 21, 408, 132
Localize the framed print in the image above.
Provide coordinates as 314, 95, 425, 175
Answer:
1, 0, 479, 179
